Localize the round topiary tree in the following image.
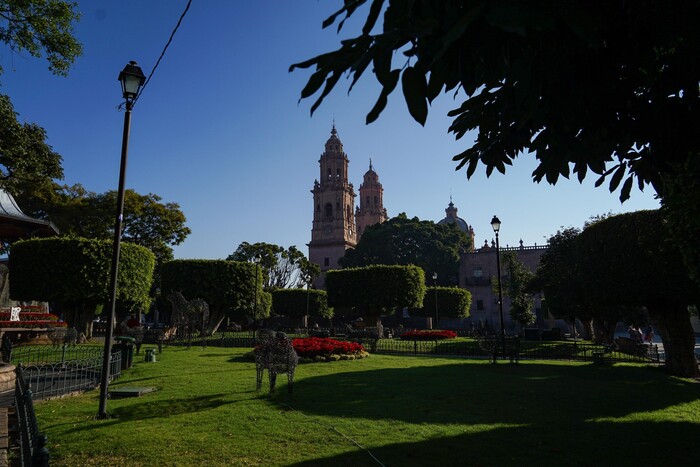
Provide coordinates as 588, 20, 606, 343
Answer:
411, 286, 471, 319
9, 237, 155, 338
326, 264, 425, 326
271, 288, 332, 325
160, 259, 263, 333
577, 210, 699, 377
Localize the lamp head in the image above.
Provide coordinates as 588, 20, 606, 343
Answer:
118, 61, 146, 101
490, 215, 501, 233
432, 272, 438, 280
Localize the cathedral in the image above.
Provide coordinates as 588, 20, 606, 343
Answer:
308, 125, 388, 285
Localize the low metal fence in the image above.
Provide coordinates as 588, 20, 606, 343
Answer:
177, 329, 663, 364
6, 342, 104, 366
15, 366, 50, 467
17, 350, 122, 401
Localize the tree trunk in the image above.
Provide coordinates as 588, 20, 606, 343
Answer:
649, 303, 699, 377
581, 319, 594, 341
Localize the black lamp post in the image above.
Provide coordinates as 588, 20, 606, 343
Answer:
252, 255, 260, 339
305, 277, 311, 329
98, 61, 146, 419
491, 215, 506, 360
432, 272, 439, 330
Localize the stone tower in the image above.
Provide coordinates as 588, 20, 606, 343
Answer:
355, 159, 388, 240
308, 125, 357, 283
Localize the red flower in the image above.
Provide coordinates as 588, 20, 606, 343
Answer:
400, 330, 457, 341
292, 337, 365, 359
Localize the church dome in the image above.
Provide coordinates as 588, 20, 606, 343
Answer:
437, 200, 470, 233
324, 124, 343, 154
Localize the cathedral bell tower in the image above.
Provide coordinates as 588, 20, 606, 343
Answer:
308, 125, 357, 283
355, 159, 388, 240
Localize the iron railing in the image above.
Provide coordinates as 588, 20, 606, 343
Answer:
15, 366, 49, 467
7, 343, 103, 366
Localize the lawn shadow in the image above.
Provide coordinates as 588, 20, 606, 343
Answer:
62, 393, 236, 434
289, 420, 700, 466
273, 361, 699, 465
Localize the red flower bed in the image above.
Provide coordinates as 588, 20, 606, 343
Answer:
292, 337, 365, 359
400, 330, 457, 341
0, 310, 64, 328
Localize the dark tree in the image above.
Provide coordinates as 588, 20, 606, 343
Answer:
577, 210, 699, 377
340, 213, 469, 285
292, 0, 700, 282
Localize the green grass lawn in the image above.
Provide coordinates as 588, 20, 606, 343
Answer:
35, 346, 700, 466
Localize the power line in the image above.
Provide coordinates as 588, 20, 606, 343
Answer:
133, 0, 193, 107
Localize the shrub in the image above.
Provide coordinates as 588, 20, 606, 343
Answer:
412, 287, 472, 318
400, 330, 457, 340
292, 337, 365, 360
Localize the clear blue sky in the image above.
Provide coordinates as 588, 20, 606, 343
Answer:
0, 0, 659, 259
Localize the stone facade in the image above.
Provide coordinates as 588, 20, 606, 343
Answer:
460, 242, 548, 331
355, 160, 388, 241
309, 126, 388, 287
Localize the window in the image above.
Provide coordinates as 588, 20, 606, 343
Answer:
336, 168, 341, 179
473, 267, 483, 277
324, 257, 330, 267
476, 300, 484, 311
327, 168, 331, 179
324, 203, 333, 218
374, 196, 378, 206
316, 204, 320, 212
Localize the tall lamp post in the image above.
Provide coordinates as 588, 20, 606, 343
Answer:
491, 215, 506, 360
98, 61, 146, 419
252, 255, 261, 340
432, 272, 439, 330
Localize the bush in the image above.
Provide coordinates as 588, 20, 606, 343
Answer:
271, 288, 331, 319
400, 330, 457, 340
411, 287, 472, 318
292, 337, 365, 360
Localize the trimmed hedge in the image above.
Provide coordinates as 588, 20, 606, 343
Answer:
411, 286, 472, 318
326, 264, 425, 309
160, 259, 264, 331
9, 237, 154, 306
271, 288, 331, 319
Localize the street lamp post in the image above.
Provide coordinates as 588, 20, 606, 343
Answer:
98, 61, 146, 419
432, 272, 439, 330
252, 255, 260, 340
305, 278, 311, 329
491, 215, 506, 360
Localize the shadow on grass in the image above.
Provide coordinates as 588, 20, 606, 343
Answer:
290, 420, 700, 466
62, 393, 236, 434
275, 362, 700, 465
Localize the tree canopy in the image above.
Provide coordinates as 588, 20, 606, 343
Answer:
227, 242, 318, 290
16, 183, 191, 265
340, 213, 469, 285
0, 94, 63, 195
0, 0, 82, 77
497, 252, 535, 327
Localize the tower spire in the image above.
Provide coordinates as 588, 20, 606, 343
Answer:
369, 158, 373, 171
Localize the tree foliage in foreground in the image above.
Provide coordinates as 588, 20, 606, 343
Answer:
292, 0, 700, 284
0, 0, 82, 76
9, 237, 154, 338
340, 214, 469, 286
